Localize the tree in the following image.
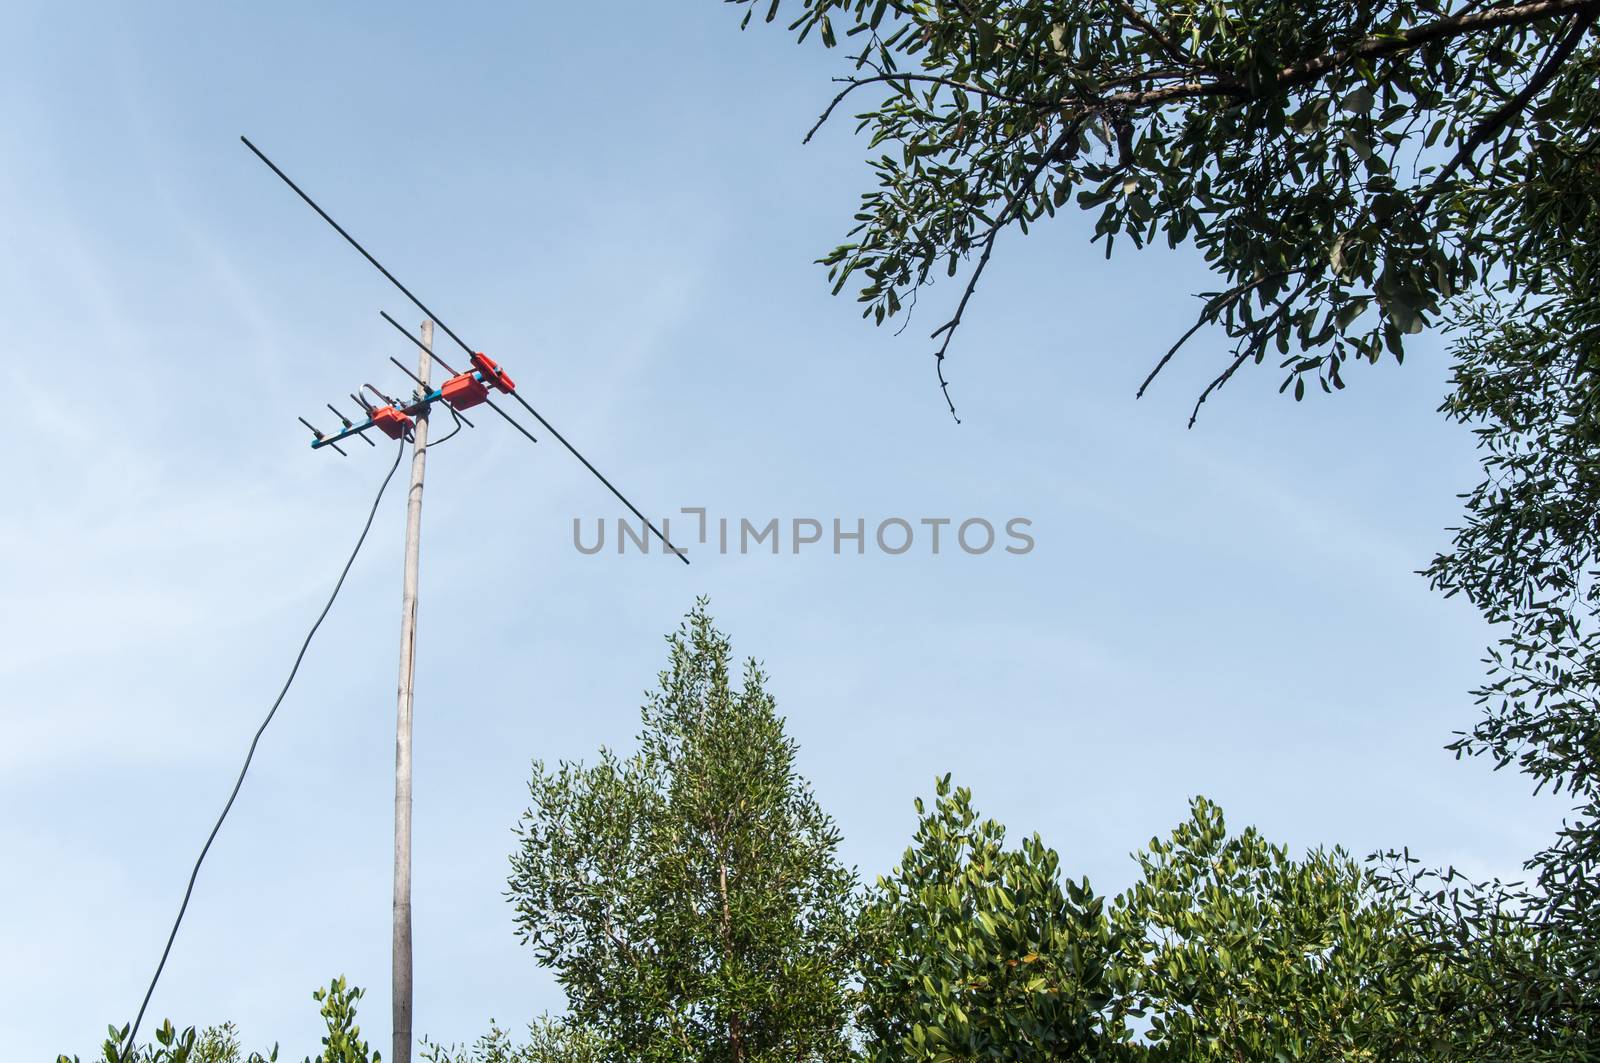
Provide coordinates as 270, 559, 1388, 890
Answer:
304, 978, 382, 1063
857, 776, 1122, 1061
506, 601, 860, 1063
1371, 852, 1598, 1060
1112, 797, 1474, 1061
860, 784, 1549, 1060
725, 0, 1598, 422
1401, 29, 1600, 1040
62, 1021, 278, 1063
59, 979, 374, 1063
724, 4, 1600, 1039
419, 1018, 603, 1063
1422, 105, 1600, 941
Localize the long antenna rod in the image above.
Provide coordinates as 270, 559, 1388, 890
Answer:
241, 136, 687, 563
241, 136, 469, 355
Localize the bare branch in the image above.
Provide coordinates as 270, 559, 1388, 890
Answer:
931, 123, 1080, 421
1187, 276, 1315, 427
1136, 273, 1290, 398
805, 72, 1043, 144
1188, 347, 1259, 428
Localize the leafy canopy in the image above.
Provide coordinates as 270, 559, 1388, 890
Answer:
1412, 113, 1600, 1040
860, 784, 1533, 1060
1115, 797, 1468, 1061
857, 776, 1121, 1061
728, 0, 1600, 420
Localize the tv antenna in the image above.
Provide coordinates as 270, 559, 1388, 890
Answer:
246, 133, 690, 1063
121, 137, 689, 1063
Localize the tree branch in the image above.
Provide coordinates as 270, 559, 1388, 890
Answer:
810, 0, 1567, 139
1136, 273, 1291, 399
1187, 276, 1315, 427
805, 73, 1042, 144
1111, 0, 1203, 71
1097, 0, 1600, 112
930, 124, 1079, 421
1419, 9, 1597, 213
808, 0, 1600, 422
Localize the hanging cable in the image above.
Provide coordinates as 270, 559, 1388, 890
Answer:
427, 405, 467, 448
117, 438, 407, 1063
240, 136, 686, 564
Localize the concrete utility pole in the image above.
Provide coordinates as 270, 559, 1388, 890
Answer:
392, 319, 431, 1063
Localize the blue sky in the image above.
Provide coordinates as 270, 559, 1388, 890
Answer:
0, 3, 1563, 1059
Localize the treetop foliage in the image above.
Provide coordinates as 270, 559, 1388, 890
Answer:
59, 979, 373, 1063
856, 783, 1558, 1059
420, 1018, 604, 1063
506, 600, 859, 1063
858, 775, 1120, 1061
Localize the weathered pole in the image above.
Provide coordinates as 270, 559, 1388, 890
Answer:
392, 319, 431, 1063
